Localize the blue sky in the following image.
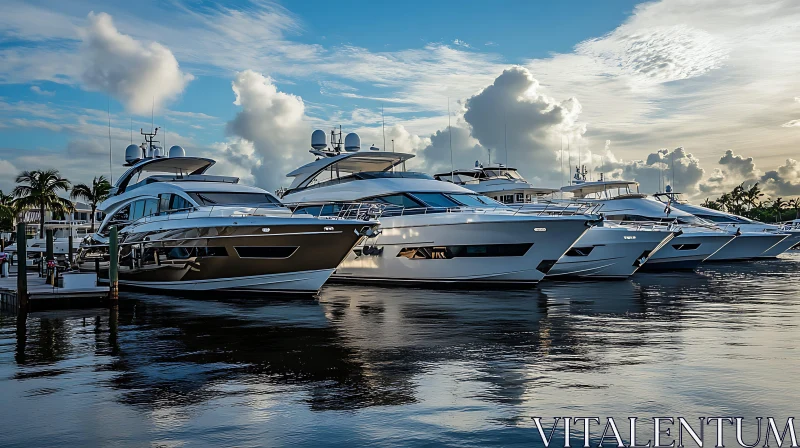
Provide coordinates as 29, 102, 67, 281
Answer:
1, 0, 799, 199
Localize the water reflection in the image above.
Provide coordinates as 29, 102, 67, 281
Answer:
1, 253, 799, 446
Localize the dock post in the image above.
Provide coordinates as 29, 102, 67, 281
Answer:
16, 224, 27, 312
68, 233, 74, 268
45, 228, 54, 285
109, 225, 118, 301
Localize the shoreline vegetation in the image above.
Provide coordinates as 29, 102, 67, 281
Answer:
701, 182, 799, 223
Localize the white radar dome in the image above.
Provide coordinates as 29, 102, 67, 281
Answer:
311, 129, 327, 150
168, 145, 186, 158
344, 133, 361, 152
153, 147, 162, 158
125, 144, 141, 165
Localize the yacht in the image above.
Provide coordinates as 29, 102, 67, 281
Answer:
5, 220, 92, 266
561, 180, 737, 270
653, 192, 797, 259
279, 130, 595, 285
434, 165, 679, 279
75, 130, 378, 294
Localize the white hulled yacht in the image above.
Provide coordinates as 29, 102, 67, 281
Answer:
434, 165, 678, 279
653, 192, 797, 259
279, 131, 595, 285
560, 180, 771, 269
6, 220, 92, 266
76, 130, 377, 294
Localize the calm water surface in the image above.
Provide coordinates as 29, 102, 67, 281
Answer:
1, 254, 799, 447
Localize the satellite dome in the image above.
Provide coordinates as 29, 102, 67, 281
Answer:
125, 144, 141, 165
344, 133, 361, 152
153, 147, 162, 158
168, 145, 186, 158
311, 129, 327, 150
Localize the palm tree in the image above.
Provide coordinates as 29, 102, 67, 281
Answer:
70, 176, 112, 232
0, 190, 17, 232
773, 197, 785, 222
12, 169, 73, 237
745, 183, 764, 211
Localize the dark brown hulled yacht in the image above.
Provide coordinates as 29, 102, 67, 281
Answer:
76, 133, 378, 294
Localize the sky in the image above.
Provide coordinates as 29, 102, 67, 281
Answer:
1, 0, 799, 201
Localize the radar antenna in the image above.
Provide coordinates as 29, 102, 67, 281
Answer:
140, 127, 160, 159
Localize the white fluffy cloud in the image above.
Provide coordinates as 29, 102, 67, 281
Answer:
760, 158, 800, 196
225, 70, 310, 190
598, 147, 705, 195
415, 67, 585, 185
79, 12, 193, 115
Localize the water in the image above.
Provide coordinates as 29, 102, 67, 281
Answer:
2, 254, 799, 447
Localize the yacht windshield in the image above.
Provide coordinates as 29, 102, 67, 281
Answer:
189, 192, 282, 206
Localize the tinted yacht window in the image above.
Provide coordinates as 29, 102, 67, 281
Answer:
448, 194, 493, 207
372, 194, 424, 208
189, 192, 282, 206
410, 193, 460, 208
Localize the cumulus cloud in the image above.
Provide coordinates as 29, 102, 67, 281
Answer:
0, 159, 20, 192
760, 158, 800, 196
598, 147, 705, 195
79, 12, 193, 115
457, 66, 583, 184
718, 150, 758, 179
416, 124, 485, 174
225, 70, 309, 190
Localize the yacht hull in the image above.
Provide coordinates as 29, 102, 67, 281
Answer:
757, 231, 800, 257
638, 231, 734, 271
547, 226, 676, 279
707, 232, 789, 261
331, 213, 590, 285
78, 219, 374, 294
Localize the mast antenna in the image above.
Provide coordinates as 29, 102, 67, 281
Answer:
381, 104, 386, 152
107, 95, 113, 184
504, 108, 508, 168
448, 97, 453, 177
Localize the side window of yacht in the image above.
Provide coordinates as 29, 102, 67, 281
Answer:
170, 195, 192, 211
143, 199, 159, 218
373, 194, 423, 209
158, 194, 171, 215
411, 193, 460, 208
447, 194, 490, 207
130, 200, 146, 221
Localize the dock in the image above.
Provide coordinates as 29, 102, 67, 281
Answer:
0, 267, 109, 312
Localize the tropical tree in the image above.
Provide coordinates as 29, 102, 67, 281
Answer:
0, 190, 17, 232
70, 176, 112, 232
772, 197, 785, 222
12, 170, 73, 237
788, 198, 800, 220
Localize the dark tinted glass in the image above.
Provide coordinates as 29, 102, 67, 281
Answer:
190, 192, 281, 206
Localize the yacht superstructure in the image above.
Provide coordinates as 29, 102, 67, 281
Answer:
76, 130, 377, 294
434, 165, 678, 279
280, 131, 594, 285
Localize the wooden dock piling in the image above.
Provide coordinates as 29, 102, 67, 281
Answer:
16, 224, 27, 312
109, 226, 118, 301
